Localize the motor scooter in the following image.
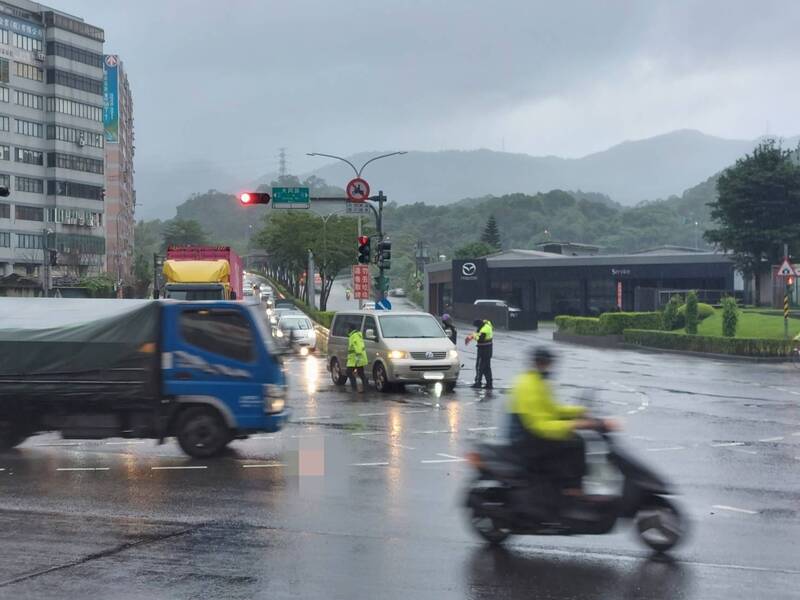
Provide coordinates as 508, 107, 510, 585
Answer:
464, 427, 687, 553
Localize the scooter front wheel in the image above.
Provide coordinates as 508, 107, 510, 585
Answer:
635, 497, 686, 553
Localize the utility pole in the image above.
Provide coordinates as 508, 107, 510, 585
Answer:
41, 228, 49, 297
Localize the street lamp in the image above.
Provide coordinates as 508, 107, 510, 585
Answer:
305, 151, 407, 178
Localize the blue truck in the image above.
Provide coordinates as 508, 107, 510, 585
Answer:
0, 298, 288, 458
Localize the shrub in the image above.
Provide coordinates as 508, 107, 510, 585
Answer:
555, 316, 602, 335
662, 295, 683, 330
598, 312, 663, 334
721, 297, 739, 337
685, 291, 699, 334
677, 302, 714, 321
624, 329, 792, 357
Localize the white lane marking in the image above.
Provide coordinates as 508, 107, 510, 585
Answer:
105, 440, 146, 445
712, 504, 758, 515
403, 409, 429, 414
251, 435, 276, 440
358, 412, 388, 417
758, 436, 784, 443
437, 453, 462, 460
626, 410, 638, 415
354, 436, 415, 450
646, 446, 686, 452
415, 430, 453, 435
710, 442, 745, 447
0, 468, 6, 472
352, 462, 389, 467
792, 432, 800, 437
298, 416, 331, 421
731, 448, 758, 455
56, 467, 110, 472
34, 442, 81, 447
151, 465, 207, 471
241, 463, 284, 469
468, 427, 498, 432
422, 453, 467, 464
350, 432, 383, 436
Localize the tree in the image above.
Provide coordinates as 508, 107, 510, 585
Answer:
705, 140, 800, 305
161, 219, 209, 250
481, 214, 501, 249
454, 241, 495, 259
685, 291, 699, 334
721, 296, 739, 337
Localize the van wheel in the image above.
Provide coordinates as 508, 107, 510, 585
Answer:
0, 420, 28, 451
330, 358, 348, 385
373, 363, 391, 393
175, 407, 231, 458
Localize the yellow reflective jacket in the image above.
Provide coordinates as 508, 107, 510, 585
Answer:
509, 371, 585, 441
347, 330, 368, 367
477, 321, 493, 345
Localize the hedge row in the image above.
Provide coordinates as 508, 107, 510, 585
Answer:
556, 312, 663, 336
623, 329, 793, 357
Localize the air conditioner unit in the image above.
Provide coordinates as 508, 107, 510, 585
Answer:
77, 134, 86, 147
78, 217, 85, 226
34, 52, 45, 62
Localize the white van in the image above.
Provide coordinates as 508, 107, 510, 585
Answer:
327, 310, 460, 392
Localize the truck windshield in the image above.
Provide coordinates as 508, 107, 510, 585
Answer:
378, 314, 446, 338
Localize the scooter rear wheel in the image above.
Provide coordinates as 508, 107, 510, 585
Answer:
470, 510, 511, 545
635, 497, 685, 553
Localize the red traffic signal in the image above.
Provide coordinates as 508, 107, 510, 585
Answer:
239, 192, 270, 206
788, 275, 795, 287
357, 236, 371, 264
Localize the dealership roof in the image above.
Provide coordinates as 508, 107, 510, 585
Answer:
425, 248, 732, 273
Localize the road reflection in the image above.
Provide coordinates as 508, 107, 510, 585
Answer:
304, 354, 319, 395
465, 546, 691, 600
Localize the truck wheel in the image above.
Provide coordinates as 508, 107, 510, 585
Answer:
330, 358, 348, 385
175, 407, 231, 458
0, 420, 28, 451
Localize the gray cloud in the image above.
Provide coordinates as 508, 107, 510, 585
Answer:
56, 0, 800, 218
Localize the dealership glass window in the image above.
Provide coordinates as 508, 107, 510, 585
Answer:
15, 62, 43, 82
0, 87, 8, 103
17, 233, 42, 249
46, 97, 102, 122
0, 232, 9, 247
0, 59, 8, 83
15, 147, 43, 165
46, 42, 103, 68
587, 278, 617, 316
536, 279, 582, 317
46, 69, 102, 96
46, 124, 103, 148
14, 90, 43, 110
0, 145, 9, 160
15, 176, 43, 194
15, 118, 42, 137
12, 32, 42, 53
15, 204, 43, 222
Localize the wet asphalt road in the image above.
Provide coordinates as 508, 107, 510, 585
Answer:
1, 300, 799, 598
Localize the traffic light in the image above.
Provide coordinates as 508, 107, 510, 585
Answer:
357, 235, 371, 264
377, 239, 392, 270
0, 185, 9, 197
239, 192, 271, 206
373, 274, 390, 293
788, 275, 795, 287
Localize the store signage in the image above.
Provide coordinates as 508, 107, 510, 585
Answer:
611, 268, 631, 276
461, 262, 477, 279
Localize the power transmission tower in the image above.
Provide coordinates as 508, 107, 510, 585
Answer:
278, 147, 288, 179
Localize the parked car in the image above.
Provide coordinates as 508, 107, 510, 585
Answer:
276, 314, 317, 354
270, 306, 301, 326
327, 310, 459, 393
473, 298, 521, 315
389, 288, 407, 297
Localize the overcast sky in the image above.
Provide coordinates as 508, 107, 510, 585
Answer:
54, 0, 800, 211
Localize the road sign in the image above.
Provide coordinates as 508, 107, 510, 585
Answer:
346, 201, 371, 215
375, 297, 392, 311
346, 178, 370, 203
271, 187, 310, 208
352, 264, 371, 300
778, 258, 797, 277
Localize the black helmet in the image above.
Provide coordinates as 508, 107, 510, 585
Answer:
532, 346, 555, 365
472, 319, 484, 328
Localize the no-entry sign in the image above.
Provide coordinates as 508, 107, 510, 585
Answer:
346, 178, 370, 203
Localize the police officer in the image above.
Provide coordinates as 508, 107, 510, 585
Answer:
346, 325, 368, 392
468, 318, 493, 389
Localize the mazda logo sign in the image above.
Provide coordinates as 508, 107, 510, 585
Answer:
461, 262, 477, 277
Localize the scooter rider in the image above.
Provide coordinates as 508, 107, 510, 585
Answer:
508, 347, 613, 498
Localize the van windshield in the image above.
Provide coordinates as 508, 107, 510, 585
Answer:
379, 314, 446, 338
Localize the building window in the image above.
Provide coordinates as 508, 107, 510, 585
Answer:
15, 147, 43, 165
45, 42, 103, 69
15, 205, 44, 222
0, 87, 8, 103
0, 59, 8, 84
46, 97, 102, 122
46, 125, 104, 148
15, 176, 43, 194
47, 152, 104, 174
15, 118, 42, 137
15, 62, 43, 82
47, 180, 104, 201
48, 207, 102, 227
0, 174, 8, 188
0, 30, 8, 45
0, 145, 8, 161
0, 115, 7, 132
43, 12, 105, 43
17, 233, 42, 249
14, 90, 43, 110
0, 232, 10, 247
12, 32, 42, 53
46, 69, 102, 95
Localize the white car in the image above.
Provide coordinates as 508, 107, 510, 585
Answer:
276, 314, 317, 353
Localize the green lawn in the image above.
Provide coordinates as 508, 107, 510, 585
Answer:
696, 311, 800, 339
